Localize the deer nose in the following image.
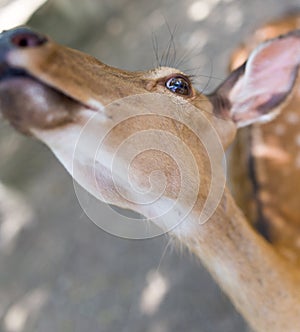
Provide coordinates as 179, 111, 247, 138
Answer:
0, 27, 48, 61
10, 28, 48, 48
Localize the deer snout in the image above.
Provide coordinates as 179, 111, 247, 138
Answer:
0, 27, 49, 82
0, 27, 85, 134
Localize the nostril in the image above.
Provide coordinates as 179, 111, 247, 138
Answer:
11, 32, 47, 48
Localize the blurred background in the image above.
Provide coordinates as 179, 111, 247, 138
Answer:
0, 0, 299, 331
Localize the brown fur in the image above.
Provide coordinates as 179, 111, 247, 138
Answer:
230, 13, 300, 263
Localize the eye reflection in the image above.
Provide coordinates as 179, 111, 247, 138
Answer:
165, 76, 191, 96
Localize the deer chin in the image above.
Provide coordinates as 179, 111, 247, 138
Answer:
0, 66, 93, 135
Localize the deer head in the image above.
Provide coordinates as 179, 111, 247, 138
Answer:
0, 27, 299, 224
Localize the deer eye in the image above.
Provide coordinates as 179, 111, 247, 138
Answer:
165, 76, 191, 96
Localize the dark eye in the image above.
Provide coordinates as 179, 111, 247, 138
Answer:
165, 76, 191, 96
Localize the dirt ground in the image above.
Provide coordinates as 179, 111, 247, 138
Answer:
0, 0, 299, 331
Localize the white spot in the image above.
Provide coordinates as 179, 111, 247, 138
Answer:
253, 144, 290, 164
187, 1, 216, 22
286, 111, 300, 124
295, 237, 300, 248
274, 124, 286, 136
87, 98, 105, 112
295, 153, 300, 169
140, 271, 169, 315
45, 113, 55, 123
296, 134, 300, 147
260, 190, 271, 203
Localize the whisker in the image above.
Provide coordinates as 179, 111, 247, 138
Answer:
164, 21, 178, 67
188, 72, 224, 82
160, 23, 178, 67
151, 31, 160, 68
156, 237, 173, 273
173, 46, 203, 70
199, 55, 214, 94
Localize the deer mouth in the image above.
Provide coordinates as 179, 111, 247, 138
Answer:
0, 64, 91, 135
0, 65, 29, 81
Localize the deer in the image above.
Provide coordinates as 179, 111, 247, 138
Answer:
0, 16, 299, 331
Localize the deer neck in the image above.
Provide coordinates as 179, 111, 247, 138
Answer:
170, 188, 300, 332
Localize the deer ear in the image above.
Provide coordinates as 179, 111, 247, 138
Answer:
210, 30, 300, 127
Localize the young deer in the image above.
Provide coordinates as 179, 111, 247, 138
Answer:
0, 22, 299, 331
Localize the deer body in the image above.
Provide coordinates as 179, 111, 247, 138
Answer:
230, 13, 300, 263
0, 18, 300, 331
